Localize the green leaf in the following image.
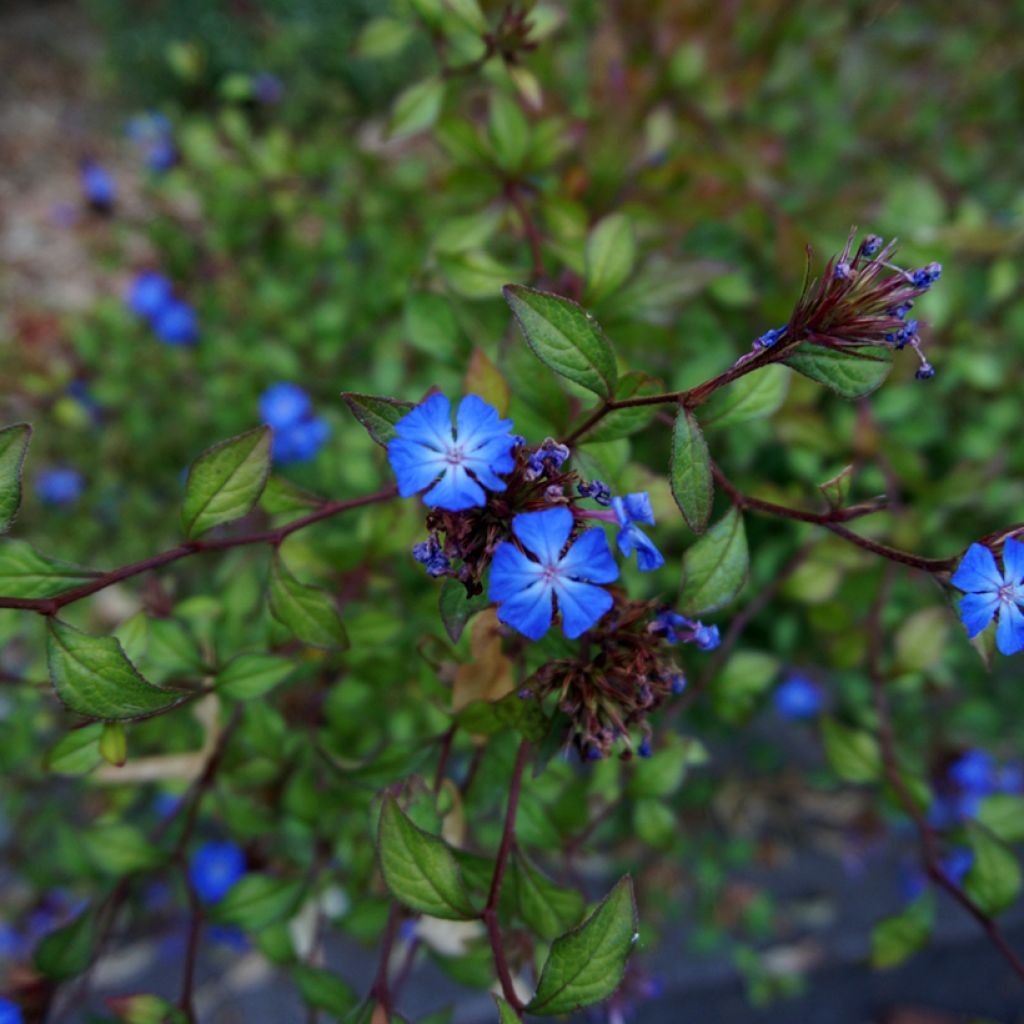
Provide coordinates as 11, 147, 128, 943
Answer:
700, 365, 790, 430
217, 652, 297, 700
515, 852, 585, 941
526, 876, 638, 1015
783, 343, 894, 399
292, 965, 359, 1018
45, 723, 104, 775
341, 392, 414, 447
181, 427, 271, 538
213, 875, 305, 930
871, 897, 933, 969
965, 823, 1021, 915
494, 995, 519, 1023
503, 285, 618, 399
581, 372, 662, 443
105, 994, 188, 1024
670, 408, 713, 534
0, 423, 31, 534
404, 293, 461, 358
457, 692, 549, 743
488, 92, 531, 172
269, 555, 348, 650
820, 717, 882, 783
627, 737, 696, 798
678, 507, 748, 615
0, 540, 100, 598
377, 797, 477, 920
47, 619, 184, 720
34, 907, 96, 981
389, 77, 446, 139
976, 795, 1024, 844
260, 476, 323, 516
83, 824, 164, 874
441, 250, 519, 300
710, 651, 778, 724
894, 608, 949, 673
584, 213, 636, 303
439, 578, 488, 643
818, 465, 854, 509
355, 16, 414, 58
99, 721, 127, 766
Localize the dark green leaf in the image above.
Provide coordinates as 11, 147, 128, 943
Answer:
871, 897, 933, 968
341, 392, 414, 447
821, 717, 882, 783
494, 995, 519, 1024
439, 578, 489, 643
83, 824, 164, 874
213, 875, 305, 930
678, 507, 748, 615
377, 797, 477, 920
976, 795, 1024, 844
45, 723, 104, 775
293, 965, 358, 1019
700, 366, 790, 429
181, 427, 272, 538
389, 77, 446, 139
488, 92, 531, 172
965, 823, 1021, 914
515, 852, 585, 941
584, 213, 636, 303
34, 907, 96, 981
783, 343, 894, 399
0, 422, 31, 534
503, 285, 618, 399
670, 408, 713, 534
217, 652, 297, 700
269, 555, 348, 650
47, 619, 185, 720
0, 540, 100, 598
526, 876, 638, 1015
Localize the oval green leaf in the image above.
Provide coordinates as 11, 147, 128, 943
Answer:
670, 408, 713, 534
783, 343, 893, 399
678, 506, 748, 615
700, 365, 790, 429
217, 652, 297, 700
268, 556, 348, 650
0, 422, 31, 534
585, 213, 636, 303
181, 427, 271, 538
341, 392, 414, 448
503, 285, 618, 399
0, 540, 100, 598
34, 907, 96, 981
965, 822, 1021, 915
526, 875, 638, 1015
213, 874, 305, 930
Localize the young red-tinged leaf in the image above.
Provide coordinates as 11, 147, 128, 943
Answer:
464, 348, 510, 415
526, 876, 638, 1015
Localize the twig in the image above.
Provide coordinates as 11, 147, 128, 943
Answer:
481, 739, 530, 1014
369, 903, 403, 1016
866, 567, 1024, 982
0, 485, 398, 613
505, 182, 546, 283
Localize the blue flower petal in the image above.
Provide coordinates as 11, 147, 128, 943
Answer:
496, 581, 554, 640
387, 438, 447, 497
1002, 537, 1024, 588
489, 543, 545, 602
455, 394, 514, 448
393, 394, 453, 452
423, 464, 486, 511
512, 507, 574, 564
555, 577, 614, 638
463, 435, 516, 490
632, 530, 666, 572
996, 600, 1024, 656
559, 527, 619, 583
617, 492, 656, 527
952, 543, 1003, 593
959, 591, 999, 638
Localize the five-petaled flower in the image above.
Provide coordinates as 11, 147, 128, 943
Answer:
951, 539, 1024, 656
489, 507, 619, 640
612, 493, 665, 571
388, 393, 516, 511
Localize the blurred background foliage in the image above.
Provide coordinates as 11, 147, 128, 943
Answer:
2, 0, 1024, 1018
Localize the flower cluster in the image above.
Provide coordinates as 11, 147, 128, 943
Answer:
951, 538, 1024, 656
259, 382, 330, 464
740, 230, 942, 380
388, 394, 671, 640
126, 271, 199, 346
126, 111, 177, 173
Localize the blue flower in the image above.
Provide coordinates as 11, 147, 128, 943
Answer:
189, 841, 245, 904
259, 382, 312, 429
526, 439, 571, 478
637, 737, 653, 758
152, 300, 199, 346
272, 417, 330, 464
80, 160, 115, 209
911, 262, 942, 289
489, 507, 619, 640
388, 394, 516, 512
127, 271, 174, 320
35, 468, 84, 506
145, 137, 178, 173
611, 493, 665, 572
653, 611, 720, 650
951, 540, 1024, 656
0, 996, 22, 1024
773, 674, 822, 720
753, 324, 787, 351
577, 479, 611, 506
948, 750, 997, 795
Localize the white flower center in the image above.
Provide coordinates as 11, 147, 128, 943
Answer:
445, 444, 466, 466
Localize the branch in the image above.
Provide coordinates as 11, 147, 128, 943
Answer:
0, 485, 398, 614
866, 567, 1024, 983
505, 182, 546, 283
482, 739, 530, 1014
